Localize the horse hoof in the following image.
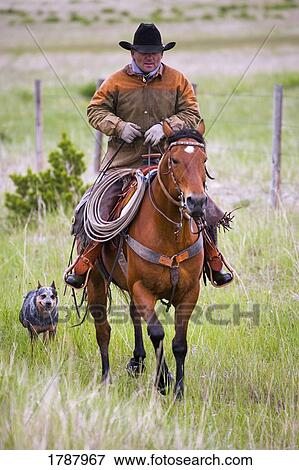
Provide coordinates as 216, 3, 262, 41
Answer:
100, 374, 112, 385
126, 357, 146, 377
157, 371, 173, 395
174, 384, 184, 401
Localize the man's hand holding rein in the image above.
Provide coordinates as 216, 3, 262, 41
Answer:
144, 123, 165, 146
121, 122, 142, 143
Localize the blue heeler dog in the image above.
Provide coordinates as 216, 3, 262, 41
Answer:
19, 281, 58, 341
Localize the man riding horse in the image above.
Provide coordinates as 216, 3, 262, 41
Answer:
64, 23, 233, 289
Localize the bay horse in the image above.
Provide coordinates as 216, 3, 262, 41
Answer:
87, 122, 207, 399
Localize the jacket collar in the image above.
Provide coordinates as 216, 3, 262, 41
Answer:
124, 63, 164, 81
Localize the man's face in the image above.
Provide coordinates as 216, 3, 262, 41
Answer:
131, 50, 163, 73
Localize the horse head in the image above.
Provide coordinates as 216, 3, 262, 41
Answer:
159, 121, 207, 219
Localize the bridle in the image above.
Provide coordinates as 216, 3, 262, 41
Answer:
148, 139, 208, 235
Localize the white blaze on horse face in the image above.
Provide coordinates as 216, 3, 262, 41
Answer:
184, 145, 195, 154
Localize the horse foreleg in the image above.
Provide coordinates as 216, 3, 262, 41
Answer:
173, 288, 199, 400
132, 281, 171, 394
127, 300, 146, 376
87, 268, 111, 384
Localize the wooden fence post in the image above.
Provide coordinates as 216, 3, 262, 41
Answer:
271, 84, 283, 209
94, 78, 105, 172
34, 79, 43, 171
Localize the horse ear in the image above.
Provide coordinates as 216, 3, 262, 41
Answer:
51, 280, 56, 290
37, 280, 42, 289
197, 119, 205, 136
162, 120, 174, 138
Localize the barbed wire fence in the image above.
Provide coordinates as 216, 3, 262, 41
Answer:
1, 79, 298, 207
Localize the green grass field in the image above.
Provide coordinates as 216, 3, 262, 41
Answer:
0, 202, 298, 449
0, 0, 299, 450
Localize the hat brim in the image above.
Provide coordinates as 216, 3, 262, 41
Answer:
119, 41, 176, 52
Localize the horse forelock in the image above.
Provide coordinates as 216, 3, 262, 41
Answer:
167, 128, 205, 146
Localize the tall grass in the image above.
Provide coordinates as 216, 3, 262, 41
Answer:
0, 192, 298, 449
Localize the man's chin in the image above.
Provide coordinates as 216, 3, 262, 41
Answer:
143, 66, 155, 72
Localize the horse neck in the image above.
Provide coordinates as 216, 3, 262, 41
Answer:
148, 174, 194, 248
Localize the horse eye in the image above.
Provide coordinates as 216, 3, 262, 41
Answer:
51, 295, 56, 299
41, 294, 46, 299
172, 158, 179, 164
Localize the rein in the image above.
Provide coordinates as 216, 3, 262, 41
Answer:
150, 139, 207, 235
157, 140, 206, 207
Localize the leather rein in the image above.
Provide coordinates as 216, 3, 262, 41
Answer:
150, 139, 207, 235
157, 140, 206, 208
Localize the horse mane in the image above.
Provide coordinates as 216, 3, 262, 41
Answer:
167, 128, 206, 146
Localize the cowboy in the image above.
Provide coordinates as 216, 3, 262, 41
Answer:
65, 23, 233, 289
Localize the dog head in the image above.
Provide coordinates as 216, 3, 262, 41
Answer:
36, 281, 58, 317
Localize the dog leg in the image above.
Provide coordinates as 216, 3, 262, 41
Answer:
43, 331, 49, 342
49, 329, 57, 341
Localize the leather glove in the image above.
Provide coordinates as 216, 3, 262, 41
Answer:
144, 123, 165, 146
120, 122, 142, 143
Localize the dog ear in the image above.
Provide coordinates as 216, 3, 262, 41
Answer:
37, 280, 42, 289
51, 280, 56, 290
162, 120, 174, 138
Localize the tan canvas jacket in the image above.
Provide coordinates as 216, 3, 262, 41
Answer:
87, 63, 202, 169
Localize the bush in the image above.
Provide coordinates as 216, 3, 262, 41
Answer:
69, 12, 91, 25
79, 81, 97, 99
5, 133, 87, 223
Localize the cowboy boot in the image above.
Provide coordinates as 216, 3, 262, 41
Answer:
203, 226, 233, 287
65, 241, 102, 289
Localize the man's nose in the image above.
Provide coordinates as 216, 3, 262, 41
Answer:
186, 194, 207, 217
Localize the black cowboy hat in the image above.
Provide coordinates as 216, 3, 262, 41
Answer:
119, 23, 176, 53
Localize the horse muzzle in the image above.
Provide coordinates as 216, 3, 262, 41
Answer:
186, 193, 207, 218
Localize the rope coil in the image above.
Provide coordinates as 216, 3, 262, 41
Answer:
83, 168, 146, 242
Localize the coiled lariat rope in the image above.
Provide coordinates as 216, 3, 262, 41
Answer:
83, 168, 146, 242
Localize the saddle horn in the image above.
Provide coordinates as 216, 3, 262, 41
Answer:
162, 120, 174, 138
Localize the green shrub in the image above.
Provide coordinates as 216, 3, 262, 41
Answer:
0, 8, 27, 16
45, 12, 60, 23
281, 72, 299, 89
79, 81, 97, 99
101, 8, 115, 14
201, 13, 214, 20
5, 133, 87, 223
0, 130, 12, 143
264, 0, 297, 11
150, 8, 164, 22
69, 11, 91, 25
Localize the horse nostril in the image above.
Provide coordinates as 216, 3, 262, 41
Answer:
186, 196, 195, 209
186, 194, 207, 215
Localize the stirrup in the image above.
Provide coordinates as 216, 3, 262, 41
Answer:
65, 270, 92, 290
206, 253, 235, 289
63, 256, 92, 290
